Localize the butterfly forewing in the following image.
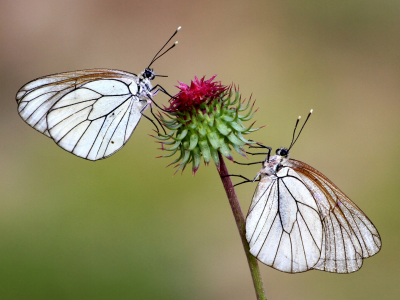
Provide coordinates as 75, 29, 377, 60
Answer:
246, 158, 381, 274
246, 166, 324, 273
16, 69, 149, 160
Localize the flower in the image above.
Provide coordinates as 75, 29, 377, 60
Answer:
167, 75, 226, 112
153, 75, 262, 175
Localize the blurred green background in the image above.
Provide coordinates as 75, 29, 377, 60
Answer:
0, 0, 399, 299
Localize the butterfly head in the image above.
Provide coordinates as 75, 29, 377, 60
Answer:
258, 110, 313, 178
276, 147, 289, 158
259, 147, 289, 177
142, 68, 156, 80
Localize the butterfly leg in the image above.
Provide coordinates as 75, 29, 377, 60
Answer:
141, 113, 161, 133
150, 84, 176, 112
138, 99, 167, 135
232, 142, 271, 165
244, 150, 270, 156
222, 174, 260, 187
233, 160, 264, 166
247, 140, 270, 149
150, 104, 167, 135
151, 84, 176, 98
246, 141, 272, 162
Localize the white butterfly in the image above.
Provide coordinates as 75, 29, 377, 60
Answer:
246, 111, 381, 273
16, 27, 181, 161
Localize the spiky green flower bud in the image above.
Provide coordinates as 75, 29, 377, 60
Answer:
154, 76, 262, 175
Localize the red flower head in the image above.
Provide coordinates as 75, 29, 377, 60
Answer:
167, 75, 227, 112
155, 75, 262, 175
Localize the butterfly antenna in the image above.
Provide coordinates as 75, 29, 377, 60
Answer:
148, 26, 181, 68
148, 42, 178, 67
289, 109, 313, 150
288, 115, 301, 149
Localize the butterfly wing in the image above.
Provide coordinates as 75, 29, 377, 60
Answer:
246, 166, 324, 273
288, 159, 382, 273
16, 69, 149, 160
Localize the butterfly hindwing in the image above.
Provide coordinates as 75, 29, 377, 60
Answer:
16, 69, 149, 160
288, 159, 382, 273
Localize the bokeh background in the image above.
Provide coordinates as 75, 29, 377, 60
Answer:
0, 0, 399, 299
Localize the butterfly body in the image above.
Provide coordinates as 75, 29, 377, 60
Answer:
246, 147, 381, 273
137, 68, 156, 100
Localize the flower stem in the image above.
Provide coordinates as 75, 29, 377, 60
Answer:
216, 152, 267, 300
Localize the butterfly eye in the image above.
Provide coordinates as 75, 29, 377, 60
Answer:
276, 147, 289, 157
143, 68, 155, 80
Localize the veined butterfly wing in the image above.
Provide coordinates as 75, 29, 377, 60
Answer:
16, 69, 149, 160
16, 26, 182, 160
246, 156, 381, 273
246, 163, 323, 273
288, 159, 381, 272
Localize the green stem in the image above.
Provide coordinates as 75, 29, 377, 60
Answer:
216, 152, 267, 300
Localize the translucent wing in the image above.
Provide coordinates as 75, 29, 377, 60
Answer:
16, 69, 149, 160
288, 159, 382, 273
246, 160, 381, 274
246, 166, 324, 273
